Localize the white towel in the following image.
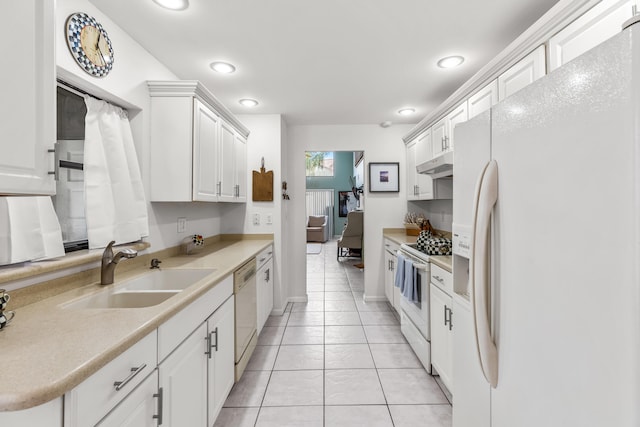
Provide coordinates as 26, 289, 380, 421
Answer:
394, 254, 406, 290
403, 258, 415, 301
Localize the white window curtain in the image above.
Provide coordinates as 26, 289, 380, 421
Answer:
83, 96, 148, 249
0, 197, 65, 265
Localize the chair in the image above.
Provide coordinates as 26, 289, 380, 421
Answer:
306, 215, 329, 242
337, 210, 363, 260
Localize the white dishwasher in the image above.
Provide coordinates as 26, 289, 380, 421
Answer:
234, 258, 257, 381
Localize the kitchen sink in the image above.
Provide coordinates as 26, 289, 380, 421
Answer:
63, 268, 216, 309
64, 290, 180, 309
119, 268, 217, 291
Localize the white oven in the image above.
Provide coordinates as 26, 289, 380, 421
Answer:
398, 243, 432, 373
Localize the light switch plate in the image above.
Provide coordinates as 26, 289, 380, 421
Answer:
266, 213, 273, 224
253, 213, 260, 225
177, 217, 187, 233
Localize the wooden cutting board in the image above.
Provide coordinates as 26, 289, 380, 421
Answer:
252, 167, 274, 201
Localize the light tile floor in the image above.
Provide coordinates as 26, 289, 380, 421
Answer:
215, 241, 452, 427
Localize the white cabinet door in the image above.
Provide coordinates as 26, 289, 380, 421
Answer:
431, 118, 448, 158
384, 250, 394, 305
159, 323, 208, 427
0, 0, 55, 195
218, 120, 236, 202
193, 99, 220, 202
207, 296, 235, 426
468, 80, 498, 120
447, 102, 468, 152
405, 140, 418, 201
430, 283, 453, 393
452, 295, 490, 427
415, 130, 434, 200
498, 45, 546, 102
548, 0, 637, 71
97, 371, 158, 427
234, 134, 247, 202
256, 257, 274, 335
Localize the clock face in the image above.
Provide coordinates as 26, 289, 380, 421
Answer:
66, 13, 114, 77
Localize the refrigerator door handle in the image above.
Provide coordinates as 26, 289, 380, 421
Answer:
470, 159, 499, 388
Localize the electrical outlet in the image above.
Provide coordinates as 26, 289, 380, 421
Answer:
266, 213, 273, 225
177, 217, 187, 233
253, 213, 260, 226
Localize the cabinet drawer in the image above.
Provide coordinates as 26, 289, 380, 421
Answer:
384, 239, 400, 254
256, 245, 273, 270
158, 275, 233, 362
431, 264, 453, 295
64, 331, 157, 427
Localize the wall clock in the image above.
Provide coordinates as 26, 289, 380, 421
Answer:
65, 12, 114, 77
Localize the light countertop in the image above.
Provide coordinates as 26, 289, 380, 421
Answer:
0, 237, 272, 412
383, 229, 452, 272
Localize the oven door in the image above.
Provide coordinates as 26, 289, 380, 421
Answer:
400, 260, 430, 341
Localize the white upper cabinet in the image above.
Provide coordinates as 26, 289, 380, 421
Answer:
406, 129, 434, 201
193, 99, 221, 202
468, 80, 498, 120
549, 0, 638, 71
498, 45, 546, 102
432, 102, 468, 158
0, 0, 56, 195
148, 81, 250, 203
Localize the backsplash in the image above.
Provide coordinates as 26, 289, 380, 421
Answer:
407, 199, 453, 232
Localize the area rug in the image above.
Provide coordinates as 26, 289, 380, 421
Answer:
306, 243, 322, 254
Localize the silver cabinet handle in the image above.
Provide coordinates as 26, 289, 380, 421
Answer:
391, 260, 394, 271
153, 387, 164, 425
444, 305, 448, 326
211, 327, 218, 352
47, 148, 56, 177
217, 182, 222, 196
205, 334, 212, 358
113, 363, 147, 391
449, 308, 453, 330
266, 269, 270, 282
433, 275, 444, 284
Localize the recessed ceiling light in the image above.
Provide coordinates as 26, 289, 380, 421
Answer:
239, 99, 259, 107
437, 56, 465, 68
210, 61, 236, 74
152, 0, 189, 11
397, 108, 415, 116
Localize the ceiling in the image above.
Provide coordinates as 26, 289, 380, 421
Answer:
90, 0, 560, 126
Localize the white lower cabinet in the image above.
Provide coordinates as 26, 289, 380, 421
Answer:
64, 332, 157, 427
159, 323, 209, 426
97, 371, 160, 427
430, 273, 454, 393
62, 276, 235, 427
207, 297, 235, 426
383, 239, 401, 311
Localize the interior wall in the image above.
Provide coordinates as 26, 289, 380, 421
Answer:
56, 0, 224, 252
306, 151, 355, 235
287, 124, 412, 302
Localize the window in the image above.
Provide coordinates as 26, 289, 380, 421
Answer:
53, 84, 88, 252
305, 151, 334, 177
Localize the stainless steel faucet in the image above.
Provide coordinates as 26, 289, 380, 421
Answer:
101, 240, 137, 285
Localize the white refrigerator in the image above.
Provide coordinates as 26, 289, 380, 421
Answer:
451, 21, 640, 427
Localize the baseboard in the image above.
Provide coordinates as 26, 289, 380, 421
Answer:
363, 295, 389, 303
270, 306, 286, 316
288, 296, 309, 303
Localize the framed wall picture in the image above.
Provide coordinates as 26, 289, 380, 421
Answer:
368, 162, 399, 192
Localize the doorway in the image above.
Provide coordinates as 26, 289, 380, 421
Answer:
305, 151, 364, 285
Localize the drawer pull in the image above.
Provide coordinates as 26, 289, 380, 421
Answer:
113, 363, 147, 391
153, 387, 164, 425
433, 275, 444, 283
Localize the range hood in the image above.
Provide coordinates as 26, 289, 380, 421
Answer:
416, 150, 453, 178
